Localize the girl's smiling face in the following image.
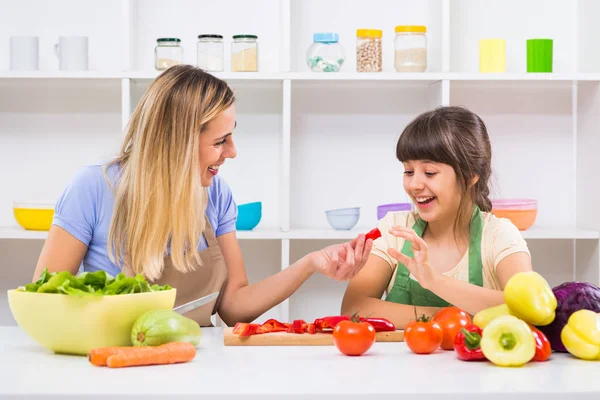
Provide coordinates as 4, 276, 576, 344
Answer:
403, 160, 463, 225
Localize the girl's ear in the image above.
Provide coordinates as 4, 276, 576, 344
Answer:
470, 175, 480, 187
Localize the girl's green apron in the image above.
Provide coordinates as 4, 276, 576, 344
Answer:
385, 207, 484, 306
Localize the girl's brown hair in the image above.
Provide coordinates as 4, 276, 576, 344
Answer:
396, 106, 492, 235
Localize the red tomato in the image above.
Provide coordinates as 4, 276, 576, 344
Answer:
404, 317, 443, 354
432, 306, 472, 350
333, 320, 376, 356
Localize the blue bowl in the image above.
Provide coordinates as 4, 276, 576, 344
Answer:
325, 207, 360, 230
236, 202, 262, 231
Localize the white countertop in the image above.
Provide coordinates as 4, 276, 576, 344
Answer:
0, 326, 599, 399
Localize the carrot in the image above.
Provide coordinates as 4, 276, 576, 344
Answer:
105, 342, 196, 368
88, 347, 132, 367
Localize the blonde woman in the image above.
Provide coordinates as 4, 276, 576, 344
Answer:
33, 65, 372, 327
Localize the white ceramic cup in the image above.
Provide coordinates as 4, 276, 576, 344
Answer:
54, 36, 88, 71
10, 36, 39, 70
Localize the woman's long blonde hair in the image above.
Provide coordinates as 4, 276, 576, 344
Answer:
105, 65, 235, 281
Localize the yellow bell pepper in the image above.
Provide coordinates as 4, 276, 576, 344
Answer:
504, 271, 557, 326
561, 309, 600, 361
473, 304, 513, 329
481, 315, 536, 367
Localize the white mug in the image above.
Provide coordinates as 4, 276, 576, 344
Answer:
54, 36, 88, 71
10, 36, 39, 70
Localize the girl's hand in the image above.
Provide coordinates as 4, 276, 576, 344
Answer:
309, 234, 373, 281
386, 226, 440, 290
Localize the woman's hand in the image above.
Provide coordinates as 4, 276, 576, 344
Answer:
386, 226, 440, 290
309, 234, 373, 281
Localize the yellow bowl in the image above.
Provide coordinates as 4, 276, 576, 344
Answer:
7, 288, 176, 355
13, 202, 55, 231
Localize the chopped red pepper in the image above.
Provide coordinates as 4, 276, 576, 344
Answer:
365, 227, 381, 241
453, 324, 486, 361
233, 322, 260, 337
314, 316, 350, 331
307, 323, 317, 334
359, 317, 395, 332
287, 319, 308, 334
257, 318, 289, 334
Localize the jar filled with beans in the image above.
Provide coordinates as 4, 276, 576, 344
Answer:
356, 29, 382, 72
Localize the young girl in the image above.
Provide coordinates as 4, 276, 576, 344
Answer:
341, 106, 532, 328
33, 65, 372, 327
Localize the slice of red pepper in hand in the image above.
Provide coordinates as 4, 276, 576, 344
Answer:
453, 324, 486, 361
529, 324, 552, 362
365, 227, 381, 241
359, 317, 395, 332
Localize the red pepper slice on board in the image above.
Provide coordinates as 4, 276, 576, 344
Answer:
453, 324, 486, 361
314, 316, 350, 331
233, 323, 260, 337
365, 227, 382, 241
256, 318, 289, 334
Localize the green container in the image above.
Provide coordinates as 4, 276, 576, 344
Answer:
527, 39, 553, 73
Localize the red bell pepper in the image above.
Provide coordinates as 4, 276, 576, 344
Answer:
529, 324, 552, 362
453, 324, 486, 361
365, 227, 381, 241
359, 317, 395, 332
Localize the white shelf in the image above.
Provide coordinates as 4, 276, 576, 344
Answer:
1, 71, 600, 82
2, 226, 597, 241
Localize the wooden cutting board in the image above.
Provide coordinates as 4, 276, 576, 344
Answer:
223, 328, 404, 346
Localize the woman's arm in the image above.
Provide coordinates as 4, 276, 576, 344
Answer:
341, 254, 442, 329
216, 232, 372, 326
32, 226, 87, 281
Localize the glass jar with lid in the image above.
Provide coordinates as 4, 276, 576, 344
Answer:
231, 34, 258, 72
394, 26, 427, 72
306, 33, 345, 72
197, 34, 224, 72
155, 38, 183, 71
356, 29, 382, 72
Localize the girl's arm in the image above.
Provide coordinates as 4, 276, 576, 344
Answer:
425, 252, 532, 315
388, 227, 533, 316
341, 254, 442, 329
216, 232, 373, 326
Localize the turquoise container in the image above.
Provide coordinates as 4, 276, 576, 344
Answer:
236, 202, 262, 230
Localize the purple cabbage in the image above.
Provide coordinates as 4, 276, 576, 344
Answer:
536, 281, 600, 352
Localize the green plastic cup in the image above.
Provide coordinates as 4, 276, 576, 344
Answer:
527, 39, 553, 73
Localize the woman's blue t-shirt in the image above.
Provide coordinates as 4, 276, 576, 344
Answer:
51, 164, 237, 276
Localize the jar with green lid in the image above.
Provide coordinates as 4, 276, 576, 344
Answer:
231, 34, 258, 72
155, 38, 183, 70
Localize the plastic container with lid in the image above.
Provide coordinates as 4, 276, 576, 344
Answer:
394, 25, 427, 72
491, 199, 538, 230
356, 29, 382, 72
306, 33, 345, 72
231, 34, 258, 72
155, 38, 183, 71
197, 34, 223, 72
